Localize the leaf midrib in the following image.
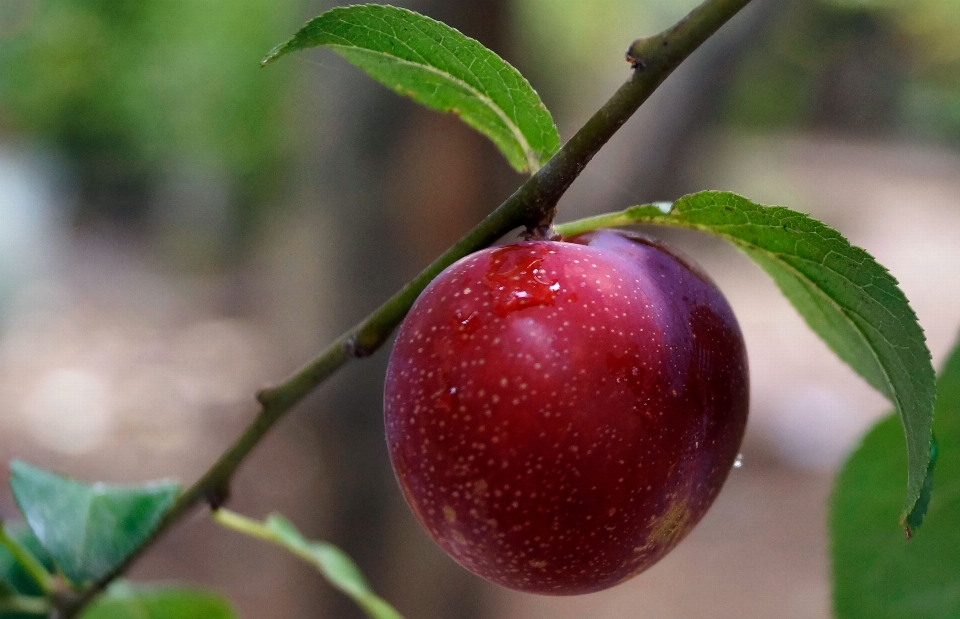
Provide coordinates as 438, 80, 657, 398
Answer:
75, 490, 96, 581
326, 44, 541, 172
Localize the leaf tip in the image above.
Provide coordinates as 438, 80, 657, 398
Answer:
261, 43, 287, 67
8, 459, 39, 485
900, 433, 938, 534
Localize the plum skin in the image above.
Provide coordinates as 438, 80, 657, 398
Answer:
383, 229, 749, 595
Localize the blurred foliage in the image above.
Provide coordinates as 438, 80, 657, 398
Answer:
3, 0, 958, 225
834, 0, 960, 74
512, 0, 960, 146
0, 0, 301, 228
831, 335, 960, 618
0, 524, 53, 619
510, 0, 689, 124
723, 0, 960, 141
81, 582, 237, 619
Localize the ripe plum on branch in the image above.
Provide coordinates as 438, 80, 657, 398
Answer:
384, 229, 749, 594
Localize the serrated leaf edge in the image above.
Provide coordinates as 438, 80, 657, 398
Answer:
327, 44, 541, 172
621, 193, 934, 523
262, 4, 558, 173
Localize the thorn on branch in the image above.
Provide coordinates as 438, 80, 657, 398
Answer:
521, 224, 559, 242
626, 35, 665, 70
626, 37, 648, 69
345, 335, 377, 358
519, 200, 562, 242
255, 387, 273, 407
206, 483, 231, 510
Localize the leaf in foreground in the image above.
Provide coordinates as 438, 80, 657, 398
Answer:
0, 524, 52, 599
214, 510, 403, 619
263, 4, 559, 174
831, 336, 960, 618
8, 461, 180, 585
557, 191, 936, 528
81, 582, 235, 619
0, 581, 45, 619
0, 595, 49, 619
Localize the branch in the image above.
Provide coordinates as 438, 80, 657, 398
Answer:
57, 0, 753, 615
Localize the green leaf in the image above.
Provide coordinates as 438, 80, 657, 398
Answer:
214, 510, 403, 619
0, 524, 53, 598
609, 191, 936, 527
8, 461, 180, 585
263, 514, 402, 619
0, 531, 49, 618
263, 4, 559, 174
0, 525, 52, 619
80, 582, 236, 619
0, 596, 49, 619
831, 335, 960, 618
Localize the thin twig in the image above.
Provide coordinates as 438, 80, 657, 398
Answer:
57, 0, 753, 615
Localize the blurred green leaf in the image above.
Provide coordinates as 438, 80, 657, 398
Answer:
0, 0, 300, 232
0, 524, 53, 599
264, 4, 559, 174
586, 191, 936, 527
0, 520, 54, 619
0, 530, 50, 618
80, 582, 235, 619
9, 461, 180, 585
214, 510, 403, 619
0, 0, 299, 167
831, 336, 960, 618
0, 596, 49, 619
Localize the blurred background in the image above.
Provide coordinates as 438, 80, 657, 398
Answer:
1, 0, 960, 617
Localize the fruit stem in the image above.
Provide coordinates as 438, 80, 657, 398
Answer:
212, 510, 342, 574
58, 0, 755, 614
211, 509, 278, 545
554, 211, 639, 239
